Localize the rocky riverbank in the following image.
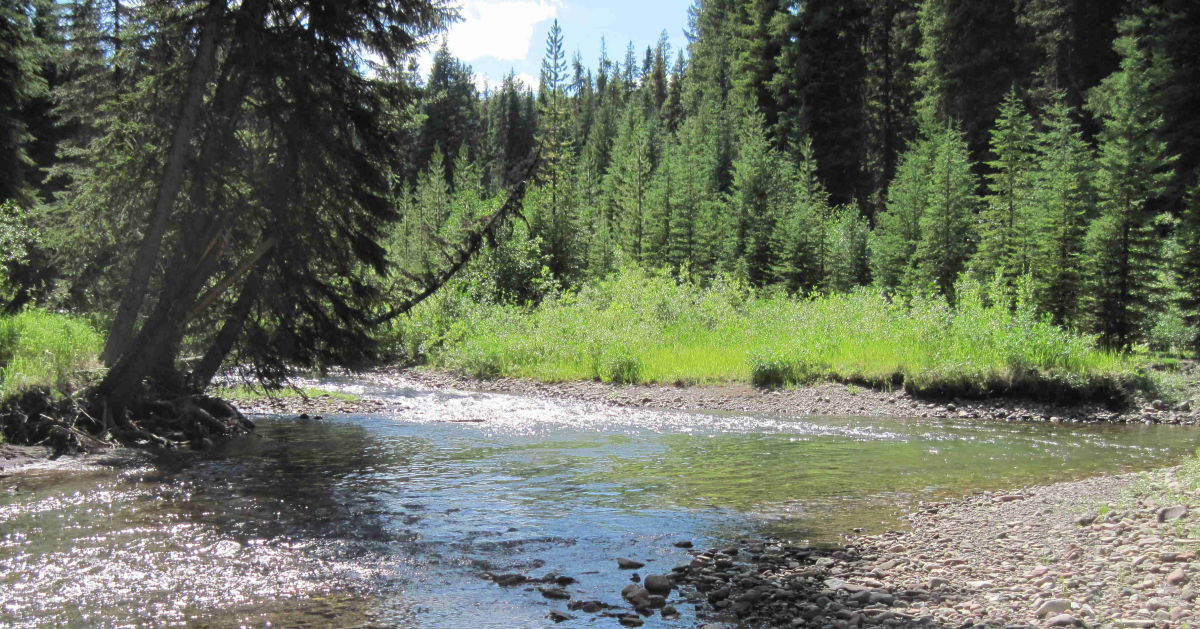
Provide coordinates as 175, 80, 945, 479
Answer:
361, 368, 1200, 426
546, 465, 1199, 629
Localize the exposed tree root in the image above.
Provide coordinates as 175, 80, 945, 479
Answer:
0, 387, 254, 455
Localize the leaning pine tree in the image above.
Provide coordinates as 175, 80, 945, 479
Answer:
1082, 10, 1176, 349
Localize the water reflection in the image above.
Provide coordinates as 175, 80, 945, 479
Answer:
0, 378, 1195, 628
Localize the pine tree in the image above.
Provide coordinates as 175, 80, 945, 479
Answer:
1179, 177, 1200, 350
536, 19, 577, 278
977, 87, 1037, 290
871, 133, 936, 296
1082, 11, 1176, 349
0, 0, 48, 206
916, 121, 977, 299
664, 113, 720, 274
1032, 90, 1095, 324
726, 112, 784, 286
772, 137, 831, 294
605, 104, 654, 264
827, 205, 872, 292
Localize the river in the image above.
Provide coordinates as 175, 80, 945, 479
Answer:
1, 377, 1194, 628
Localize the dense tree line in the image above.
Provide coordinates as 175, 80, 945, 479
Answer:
1, 0, 1199, 412
381, 0, 1199, 352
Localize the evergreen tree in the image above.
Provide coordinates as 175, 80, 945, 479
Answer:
871, 133, 936, 296
0, 0, 48, 206
1032, 90, 1095, 324
664, 112, 720, 274
726, 112, 784, 286
1179, 177, 1200, 350
535, 19, 577, 278
827, 205, 872, 292
916, 121, 977, 299
1082, 11, 1176, 349
604, 104, 654, 264
772, 137, 831, 294
977, 88, 1037, 289
416, 42, 480, 185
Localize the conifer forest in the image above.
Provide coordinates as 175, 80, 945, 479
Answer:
2, 0, 1200, 415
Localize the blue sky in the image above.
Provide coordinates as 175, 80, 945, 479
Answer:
419, 0, 696, 91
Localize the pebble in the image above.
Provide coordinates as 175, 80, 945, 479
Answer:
617, 558, 645, 570
1035, 599, 1072, 617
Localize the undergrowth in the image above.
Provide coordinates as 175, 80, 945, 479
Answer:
383, 267, 1158, 403
0, 310, 103, 399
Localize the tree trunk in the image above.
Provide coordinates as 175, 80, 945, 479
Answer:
101, 0, 225, 366
190, 260, 267, 391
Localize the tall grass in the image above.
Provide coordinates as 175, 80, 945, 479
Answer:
394, 268, 1144, 401
0, 310, 104, 398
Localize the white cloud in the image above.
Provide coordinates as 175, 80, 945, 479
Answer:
448, 0, 558, 62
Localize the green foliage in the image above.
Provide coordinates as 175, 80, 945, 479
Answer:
916, 121, 977, 300
978, 88, 1038, 292
424, 267, 1137, 400
0, 309, 102, 397
772, 137, 832, 295
1179, 178, 1200, 350
1032, 91, 1096, 324
872, 120, 976, 301
1083, 11, 1177, 349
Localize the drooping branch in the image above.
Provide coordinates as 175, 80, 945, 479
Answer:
370, 149, 541, 326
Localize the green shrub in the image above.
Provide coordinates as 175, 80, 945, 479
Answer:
406, 267, 1142, 401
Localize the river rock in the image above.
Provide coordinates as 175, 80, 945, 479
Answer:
1036, 600, 1072, 617
661, 604, 679, 618
618, 558, 645, 570
1157, 506, 1188, 522
619, 615, 644, 627
868, 592, 895, 606
1118, 620, 1156, 629
1168, 568, 1189, 586
494, 574, 526, 586
644, 574, 673, 595
928, 577, 949, 589
673, 540, 693, 548
1045, 614, 1077, 627
1076, 513, 1098, 526
548, 610, 573, 623
539, 587, 571, 600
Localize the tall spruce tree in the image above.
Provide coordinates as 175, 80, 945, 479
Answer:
915, 121, 977, 299
605, 104, 654, 264
1179, 178, 1200, 350
771, 137, 831, 294
1032, 90, 1095, 324
1082, 10, 1176, 349
0, 0, 48, 206
977, 88, 1037, 290
535, 19, 577, 278
726, 112, 784, 286
871, 132, 936, 297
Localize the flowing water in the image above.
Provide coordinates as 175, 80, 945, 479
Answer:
1, 378, 1197, 628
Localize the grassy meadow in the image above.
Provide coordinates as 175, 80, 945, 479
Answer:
386, 268, 1158, 402
0, 309, 103, 399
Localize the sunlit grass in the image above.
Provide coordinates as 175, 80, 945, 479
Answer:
0, 310, 104, 398
389, 267, 1150, 402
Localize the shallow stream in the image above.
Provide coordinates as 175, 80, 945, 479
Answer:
1, 378, 1196, 628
